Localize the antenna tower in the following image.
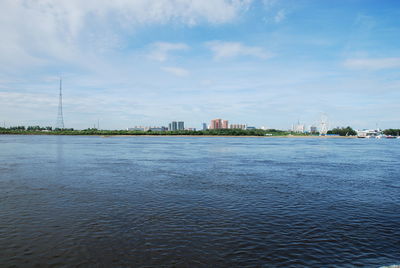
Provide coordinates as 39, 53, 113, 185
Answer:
56, 78, 65, 129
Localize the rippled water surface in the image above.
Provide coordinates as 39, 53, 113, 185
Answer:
0, 135, 399, 267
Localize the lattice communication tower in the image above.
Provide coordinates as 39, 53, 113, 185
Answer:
56, 78, 65, 129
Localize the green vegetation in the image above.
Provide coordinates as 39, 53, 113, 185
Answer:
0, 127, 289, 136
27, 126, 53, 131
327, 126, 357, 136
2, 125, 398, 137
383, 129, 400, 136
7, 126, 26, 130
2, 125, 54, 131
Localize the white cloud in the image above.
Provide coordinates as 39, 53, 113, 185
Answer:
262, 0, 278, 9
0, 0, 252, 69
261, 0, 288, 24
205, 41, 272, 60
344, 58, 400, 70
162, 66, 190, 76
148, 42, 189, 62
274, 9, 286, 23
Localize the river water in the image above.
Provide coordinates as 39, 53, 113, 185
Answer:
0, 135, 399, 267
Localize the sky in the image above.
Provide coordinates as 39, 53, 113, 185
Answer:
0, 0, 399, 130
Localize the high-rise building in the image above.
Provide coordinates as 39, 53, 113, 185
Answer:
210, 119, 229, 129
178, 121, 184, 130
210, 119, 220, 129
168, 121, 182, 131
222, 120, 229, 129
202, 123, 208, 130
170, 121, 177, 131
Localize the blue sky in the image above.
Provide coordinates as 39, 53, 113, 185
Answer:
1, 0, 399, 130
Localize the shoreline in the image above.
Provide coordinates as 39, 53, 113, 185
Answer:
0, 133, 357, 138
102, 135, 356, 138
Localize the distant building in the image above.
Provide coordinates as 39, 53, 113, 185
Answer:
222, 120, 229, 129
310, 126, 318, 133
149, 127, 164, 132
230, 124, 246, 129
202, 123, 208, 130
210, 119, 220, 129
210, 119, 229, 129
128, 126, 145, 131
246, 126, 256, 130
292, 123, 305, 133
168, 121, 184, 131
169, 121, 178, 131
178, 121, 184, 130
128, 126, 166, 132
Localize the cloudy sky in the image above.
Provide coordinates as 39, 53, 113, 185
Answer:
0, 0, 399, 130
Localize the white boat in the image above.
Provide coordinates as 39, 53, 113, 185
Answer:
357, 129, 380, 138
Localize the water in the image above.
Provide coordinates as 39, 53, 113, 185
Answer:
0, 135, 399, 267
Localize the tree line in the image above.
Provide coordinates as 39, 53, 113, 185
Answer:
1, 126, 53, 131
1, 126, 399, 137
0, 127, 288, 136
327, 126, 357, 136
383, 129, 400, 136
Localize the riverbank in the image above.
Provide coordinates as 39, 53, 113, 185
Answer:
0, 132, 357, 139
0, 127, 360, 138
102, 135, 356, 138
0, 132, 356, 138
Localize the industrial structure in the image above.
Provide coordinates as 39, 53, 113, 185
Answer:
56, 78, 64, 129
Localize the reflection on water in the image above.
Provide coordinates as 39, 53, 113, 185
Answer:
0, 135, 399, 267
56, 135, 64, 170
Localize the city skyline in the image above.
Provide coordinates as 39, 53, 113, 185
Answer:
1, 0, 400, 130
